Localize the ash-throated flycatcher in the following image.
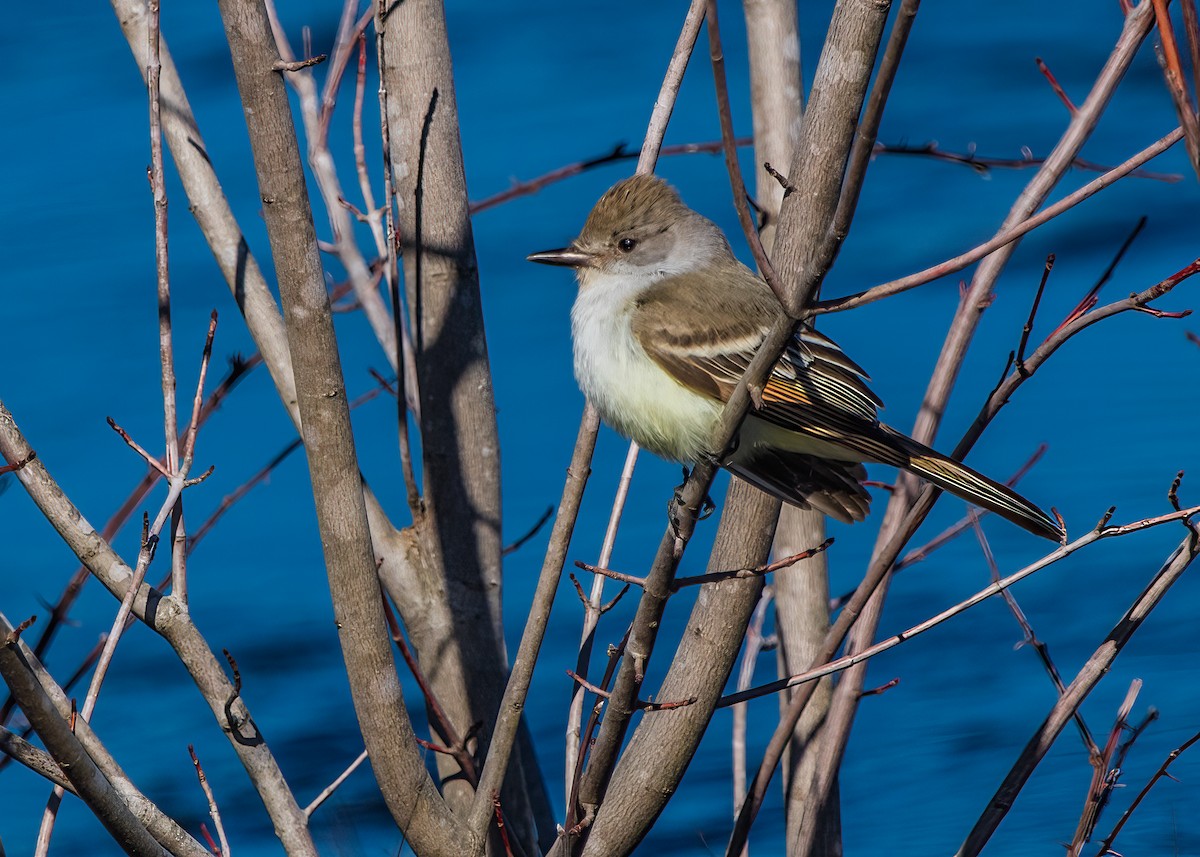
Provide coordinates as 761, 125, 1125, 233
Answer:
528, 175, 1062, 541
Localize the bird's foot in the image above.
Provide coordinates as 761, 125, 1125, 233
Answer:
668, 468, 716, 538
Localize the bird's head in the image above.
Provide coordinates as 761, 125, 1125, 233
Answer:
527, 175, 731, 288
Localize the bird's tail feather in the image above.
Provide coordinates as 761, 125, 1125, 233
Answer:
882, 426, 1062, 542
724, 449, 871, 525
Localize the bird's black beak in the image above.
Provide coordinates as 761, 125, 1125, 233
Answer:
527, 246, 593, 268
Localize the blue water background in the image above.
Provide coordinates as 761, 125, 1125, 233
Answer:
2, 1, 1199, 854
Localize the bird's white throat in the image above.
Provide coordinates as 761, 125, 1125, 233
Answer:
570, 271, 722, 462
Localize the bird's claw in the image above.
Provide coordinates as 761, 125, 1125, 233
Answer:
667, 468, 716, 537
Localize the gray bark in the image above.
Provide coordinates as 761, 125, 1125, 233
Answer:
379, 0, 541, 850
215, 1, 468, 853
580, 480, 780, 855
744, 2, 842, 850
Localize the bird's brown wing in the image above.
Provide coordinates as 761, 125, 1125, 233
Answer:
632, 282, 894, 460
632, 281, 1063, 540
633, 288, 1063, 538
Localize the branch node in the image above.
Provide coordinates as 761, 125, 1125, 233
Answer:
272, 54, 327, 72
762, 161, 794, 193
3, 615, 36, 646
638, 694, 698, 711
0, 450, 36, 475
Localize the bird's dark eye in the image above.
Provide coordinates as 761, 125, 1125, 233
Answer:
618, 237, 637, 253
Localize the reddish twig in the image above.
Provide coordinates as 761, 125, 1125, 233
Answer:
859, 678, 900, 698
1052, 217, 1147, 335
1036, 57, 1078, 114
576, 538, 833, 594
871, 141, 1179, 182
106, 418, 171, 478
815, 127, 1186, 316
468, 138, 750, 215
381, 596, 478, 785
574, 561, 646, 589
672, 538, 834, 589
1153, 0, 1200, 177
0, 450, 36, 476
492, 793, 516, 857
3, 617, 36, 646
189, 744, 229, 856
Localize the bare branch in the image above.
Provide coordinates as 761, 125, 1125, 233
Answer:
957, 530, 1200, 856
304, 749, 369, 818
720, 503, 1200, 708
0, 614, 167, 856
1094, 725, 1200, 856
816, 127, 1184, 316
479, 0, 709, 842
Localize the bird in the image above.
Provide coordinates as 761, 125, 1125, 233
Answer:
527, 174, 1063, 541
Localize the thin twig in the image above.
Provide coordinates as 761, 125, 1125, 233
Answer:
873, 140, 1179, 182
470, 138, 749, 215
958, 529, 1200, 856
189, 745, 230, 856
732, 587, 773, 828
304, 749, 369, 817
815, 127, 1185, 316
106, 418, 171, 478
1067, 680, 1141, 854
673, 539, 833, 589
502, 506, 555, 556
971, 516, 1099, 759
636, 0, 707, 173
831, 0, 923, 263
566, 442, 639, 809
1016, 256, 1053, 370
381, 596, 478, 786
1037, 57, 1078, 114
372, 2, 422, 517
473, 1, 707, 841
1094, 726, 1200, 856
719, 503, 1200, 708
1152, 0, 1200, 177
1052, 217, 1148, 334
706, 0, 785, 302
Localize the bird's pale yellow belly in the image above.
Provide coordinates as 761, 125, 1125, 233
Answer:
572, 290, 721, 462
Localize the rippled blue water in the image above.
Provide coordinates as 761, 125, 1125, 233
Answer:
2, 1, 1199, 854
